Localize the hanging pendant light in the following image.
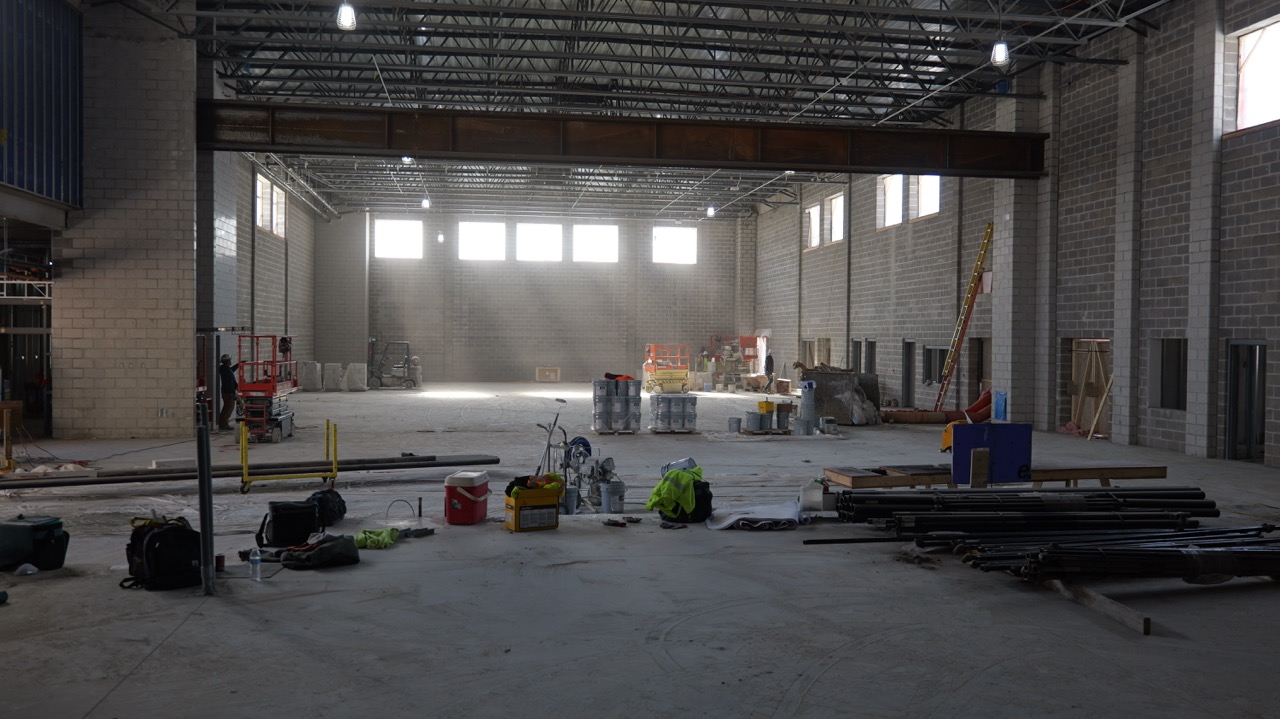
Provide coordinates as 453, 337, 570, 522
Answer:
991, 39, 1011, 68
336, 3, 357, 31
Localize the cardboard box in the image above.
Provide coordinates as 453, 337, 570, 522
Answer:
503, 487, 561, 532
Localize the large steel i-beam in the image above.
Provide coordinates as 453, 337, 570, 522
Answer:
198, 101, 1045, 179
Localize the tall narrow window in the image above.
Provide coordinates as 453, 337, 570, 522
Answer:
652, 226, 697, 264
916, 175, 940, 217
255, 174, 287, 236
516, 223, 563, 262
828, 193, 845, 241
880, 174, 903, 227
806, 204, 821, 247
572, 224, 619, 262
1238, 21, 1280, 130
458, 221, 506, 261
373, 219, 424, 259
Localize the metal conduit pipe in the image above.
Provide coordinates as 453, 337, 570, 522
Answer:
90, 454, 451, 478
0, 454, 501, 490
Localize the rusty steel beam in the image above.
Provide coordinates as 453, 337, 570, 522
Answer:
198, 101, 1046, 179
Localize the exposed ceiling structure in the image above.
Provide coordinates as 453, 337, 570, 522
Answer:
129, 0, 1171, 219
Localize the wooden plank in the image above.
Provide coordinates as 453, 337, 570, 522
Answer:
1030, 464, 1167, 488
1043, 580, 1151, 636
823, 467, 885, 488
969, 448, 990, 489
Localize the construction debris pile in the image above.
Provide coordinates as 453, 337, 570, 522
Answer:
833, 486, 1280, 583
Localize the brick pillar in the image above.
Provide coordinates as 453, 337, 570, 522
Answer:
1111, 31, 1146, 445
991, 75, 1041, 425
1185, 0, 1225, 457
1034, 63, 1061, 430
54, 5, 196, 438
314, 213, 370, 366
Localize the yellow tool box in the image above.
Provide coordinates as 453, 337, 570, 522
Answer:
504, 487, 561, 532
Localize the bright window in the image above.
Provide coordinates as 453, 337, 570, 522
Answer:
880, 174, 903, 227
806, 205, 821, 247
1239, 22, 1280, 129
828, 194, 845, 241
573, 225, 619, 262
373, 219, 423, 259
652, 226, 697, 264
516, 223, 563, 262
255, 174, 287, 236
458, 221, 506, 261
917, 175, 940, 217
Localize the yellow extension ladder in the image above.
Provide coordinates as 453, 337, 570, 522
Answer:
933, 223, 994, 412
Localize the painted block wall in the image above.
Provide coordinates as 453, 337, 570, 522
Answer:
1139, 1, 1196, 451
798, 182, 850, 368
755, 199, 801, 382
314, 213, 369, 367
1221, 122, 1280, 462
1055, 32, 1122, 339
353, 213, 746, 382
53, 5, 196, 438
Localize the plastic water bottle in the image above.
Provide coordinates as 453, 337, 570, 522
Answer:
249, 547, 262, 581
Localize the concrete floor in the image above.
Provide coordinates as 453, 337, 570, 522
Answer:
1, 383, 1279, 718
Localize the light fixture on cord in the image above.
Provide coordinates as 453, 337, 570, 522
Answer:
336, 3, 357, 31
991, 1, 1010, 69
420, 198, 431, 209
437, 232, 444, 243
706, 206, 716, 218
991, 39, 1010, 68
401, 156, 414, 165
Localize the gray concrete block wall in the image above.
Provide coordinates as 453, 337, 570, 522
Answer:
1139, 2, 1196, 451
53, 5, 196, 438
1221, 122, 1280, 462
286, 202, 316, 361
1055, 32, 1123, 338
755, 199, 801, 381
314, 213, 370, 367
357, 213, 742, 382
798, 182, 850, 367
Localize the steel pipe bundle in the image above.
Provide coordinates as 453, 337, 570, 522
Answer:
0, 454, 501, 490
879, 511, 1199, 534
1002, 546, 1280, 582
837, 487, 1208, 521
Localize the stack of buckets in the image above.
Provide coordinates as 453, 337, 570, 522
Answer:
593, 378, 642, 432
739, 400, 793, 432
650, 394, 698, 431
445, 470, 490, 525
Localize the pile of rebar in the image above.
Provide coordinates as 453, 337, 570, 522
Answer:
836, 486, 1213, 534
948, 525, 1280, 581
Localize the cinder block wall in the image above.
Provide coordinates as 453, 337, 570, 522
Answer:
314, 214, 369, 367
53, 6, 196, 438
755, 197, 801, 381
348, 213, 746, 382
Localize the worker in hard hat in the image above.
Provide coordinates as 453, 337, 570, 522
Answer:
217, 354, 240, 431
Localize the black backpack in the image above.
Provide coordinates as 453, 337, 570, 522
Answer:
308, 488, 347, 527
660, 481, 714, 524
119, 517, 202, 591
256, 500, 321, 548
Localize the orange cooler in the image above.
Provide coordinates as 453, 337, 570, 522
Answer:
444, 471, 490, 525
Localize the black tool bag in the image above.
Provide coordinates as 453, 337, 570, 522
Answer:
659, 481, 714, 524
256, 500, 321, 548
308, 488, 347, 527
119, 517, 201, 590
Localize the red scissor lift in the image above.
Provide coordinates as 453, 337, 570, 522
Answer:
237, 335, 298, 443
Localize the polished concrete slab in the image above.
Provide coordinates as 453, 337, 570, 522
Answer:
1, 383, 1278, 717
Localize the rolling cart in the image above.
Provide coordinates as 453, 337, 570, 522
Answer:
236, 335, 297, 443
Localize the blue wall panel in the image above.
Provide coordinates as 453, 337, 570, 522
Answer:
1, 0, 81, 208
